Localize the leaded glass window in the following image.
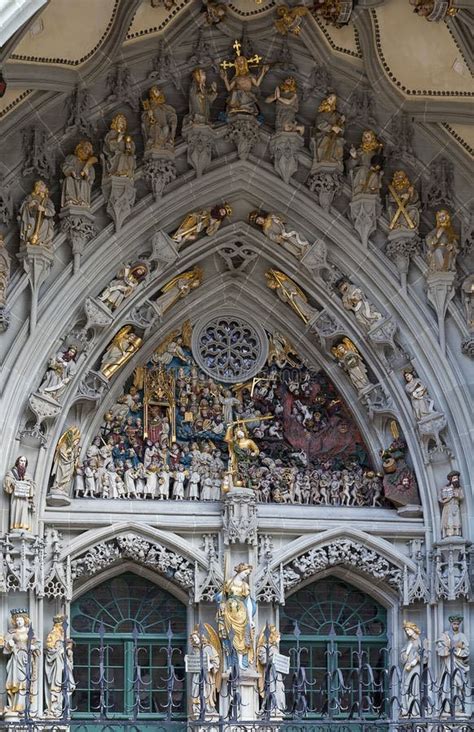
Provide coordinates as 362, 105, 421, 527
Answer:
280, 578, 388, 719
71, 572, 187, 722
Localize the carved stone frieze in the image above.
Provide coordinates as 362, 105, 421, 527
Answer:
282, 539, 402, 593
225, 115, 260, 161
60, 207, 96, 274
195, 534, 222, 603
423, 157, 454, 209
350, 194, 381, 248
215, 240, 259, 273
306, 165, 343, 211
0, 529, 70, 600
71, 534, 195, 595
433, 542, 470, 601
222, 488, 258, 546
102, 177, 136, 233
182, 124, 215, 178
269, 131, 304, 185
21, 127, 55, 180
143, 153, 177, 200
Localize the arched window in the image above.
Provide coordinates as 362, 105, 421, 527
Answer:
280, 577, 388, 719
71, 572, 187, 722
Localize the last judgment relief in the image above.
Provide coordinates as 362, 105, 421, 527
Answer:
71, 321, 418, 508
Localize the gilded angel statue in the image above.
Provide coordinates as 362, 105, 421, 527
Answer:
266, 270, 318, 324
152, 321, 193, 366
99, 326, 143, 380
154, 269, 202, 317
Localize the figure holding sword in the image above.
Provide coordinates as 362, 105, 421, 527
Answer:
224, 414, 274, 488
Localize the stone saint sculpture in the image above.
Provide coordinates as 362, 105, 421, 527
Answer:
44, 615, 75, 718
438, 470, 463, 539
188, 625, 221, 717
436, 615, 470, 717
19, 180, 55, 247
3, 456, 35, 533
61, 140, 97, 208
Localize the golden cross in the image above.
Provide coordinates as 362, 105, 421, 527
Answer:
220, 39, 263, 72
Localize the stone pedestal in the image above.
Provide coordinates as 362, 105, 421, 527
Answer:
46, 489, 72, 507
23, 391, 62, 443
397, 504, 423, 519
426, 270, 456, 354
60, 204, 96, 274
417, 411, 448, 460
83, 296, 114, 331
269, 131, 303, 185
102, 175, 136, 232
221, 667, 259, 721
17, 243, 54, 332
307, 161, 343, 211
350, 193, 381, 247
182, 123, 215, 177
223, 488, 257, 546
386, 229, 419, 292
225, 114, 260, 161
143, 149, 176, 199
150, 230, 180, 269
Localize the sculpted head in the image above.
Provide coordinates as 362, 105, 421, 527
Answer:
403, 620, 420, 638
234, 55, 249, 76
435, 209, 451, 228
11, 609, 30, 628
75, 140, 94, 160
192, 67, 206, 85
149, 86, 166, 104
33, 180, 49, 197
392, 170, 411, 191
111, 113, 128, 133
281, 77, 297, 94
318, 93, 337, 112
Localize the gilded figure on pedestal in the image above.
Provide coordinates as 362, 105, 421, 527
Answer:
186, 68, 217, 126
61, 140, 97, 208
349, 130, 383, 196
2, 610, 40, 718
266, 77, 304, 135
266, 270, 318, 324
249, 210, 309, 258
313, 93, 345, 165
387, 170, 420, 231
142, 86, 178, 151
216, 562, 256, 669
100, 326, 143, 380
220, 40, 269, 117
19, 180, 55, 247
425, 209, 458, 273
103, 113, 136, 178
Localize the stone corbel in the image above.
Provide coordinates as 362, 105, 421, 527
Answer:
128, 299, 162, 332
73, 369, 109, 403
385, 230, 420, 293
143, 150, 177, 200
425, 270, 456, 354
350, 193, 381, 248
83, 296, 115, 332
17, 243, 54, 333
222, 487, 258, 546
149, 229, 180, 271
60, 205, 96, 275
182, 124, 215, 178
22, 392, 63, 445
102, 175, 136, 233
269, 131, 304, 185
307, 308, 346, 351
306, 161, 343, 211
359, 382, 393, 419
225, 114, 260, 161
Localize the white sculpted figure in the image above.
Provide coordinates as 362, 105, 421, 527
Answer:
44, 615, 75, 718
98, 264, 147, 311
38, 345, 78, 400
249, 210, 309, 259
51, 427, 81, 499
189, 625, 222, 718
403, 370, 436, 422
400, 620, 426, 717
337, 279, 383, 331
438, 471, 463, 539
3, 456, 35, 532
2, 610, 40, 718
436, 615, 470, 718
257, 625, 287, 714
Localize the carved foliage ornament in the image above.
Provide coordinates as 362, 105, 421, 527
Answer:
71, 534, 195, 594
